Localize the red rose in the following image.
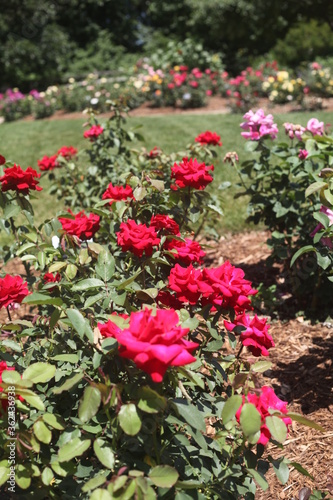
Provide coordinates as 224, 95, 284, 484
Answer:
0, 361, 24, 412
150, 215, 180, 236
0, 164, 42, 194
102, 183, 134, 205
164, 237, 205, 265
236, 387, 292, 445
116, 220, 160, 257
171, 157, 214, 190
148, 147, 162, 158
200, 261, 257, 313
224, 313, 274, 356
168, 264, 203, 304
37, 155, 59, 171
0, 155, 6, 165
83, 125, 104, 141
59, 210, 100, 240
195, 131, 222, 147
98, 308, 199, 382
57, 146, 78, 159
99, 312, 130, 338
43, 272, 61, 292
156, 290, 183, 310
0, 275, 29, 309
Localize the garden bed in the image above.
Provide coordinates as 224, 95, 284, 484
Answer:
2, 230, 332, 499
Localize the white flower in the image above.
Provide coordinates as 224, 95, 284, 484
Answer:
90, 98, 99, 105
182, 93, 191, 100
52, 236, 60, 249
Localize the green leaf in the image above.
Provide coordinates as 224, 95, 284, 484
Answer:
48, 261, 67, 273
251, 361, 273, 373
118, 404, 142, 436
72, 278, 105, 291
15, 464, 31, 489
51, 354, 79, 363
4, 203, 21, 219
137, 386, 167, 414
53, 372, 84, 394
42, 413, 65, 430
177, 367, 205, 390
58, 437, 91, 462
82, 471, 109, 493
133, 185, 147, 201
149, 465, 179, 488
33, 420, 52, 444
96, 250, 115, 282
66, 308, 94, 343
247, 469, 268, 491
0, 466, 10, 487
1, 370, 22, 385
286, 412, 325, 431
172, 399, 206, 431
23, 362, 56, 384
221, 395, 242, 423
290, 246, 316, 267
271, 458, 289, 484
79, 386, 101, 423
316, 252, 331, 270
65, 264, 78, 280
93, 438, 115, 469
22, 292, 63, 306
305, 181, 328, 198
289, 462, 314, 479
41, 467, 54, 486
89, 489, 112, 500
117, 269, 142, 290
240, 403, 262, 440
265, 416, 287, 443
14, 388, 45, 410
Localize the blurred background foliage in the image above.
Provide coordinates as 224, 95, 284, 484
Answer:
0, 0, 332, 91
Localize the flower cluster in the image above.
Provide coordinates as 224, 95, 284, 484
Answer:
83, 125, 104, 141
240, 109, 278, 141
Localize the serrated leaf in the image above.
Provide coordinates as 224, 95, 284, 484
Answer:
79, 386, 101, 423
23, 362, 56, 384
58, 438, 91, 462
93, 438, 115, 469
14, 388, 45, 410
118, 404, 141, 436
149, 465, 179, 488
49, 261, 67, 273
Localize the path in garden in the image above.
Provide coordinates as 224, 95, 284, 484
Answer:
2, 231, 332, 499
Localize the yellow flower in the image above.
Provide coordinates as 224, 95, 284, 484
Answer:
287, 83, 294, 93
174, 65, 180, 71
268, 76, 275, 83
277, 71, 289, 82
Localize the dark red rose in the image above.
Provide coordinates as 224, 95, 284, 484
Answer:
168, 263, 203, 304
0, 155, 6, 165
38, 155, 59, 171
171, 157, 214, 190
43, 272, 61, 292
150, 214, 180, 235
156, 290, 183, 310
195, 131, 222, 146
0, 275, 29, 309
116, 219, 160, 257
0, 164, 42, 194
59, 210, 100, 240
102, 183, 134, 205
164, 237, 206, 265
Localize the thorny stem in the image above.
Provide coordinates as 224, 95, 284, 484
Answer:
6, 307, 12, 322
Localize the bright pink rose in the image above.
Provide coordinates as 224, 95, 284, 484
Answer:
168, 263, 203, 304
59, 210, 100, 240
236, 386, 292, 445
240, 109, 278, 141
164, 238, 206, 265
102, 183, 134, 205
189, 81, 198, 88
116, 220, 160, 257
150, 215, 180, 236
200, 261, 257, 313
310, 205, 333, 248
0, 164, 42, 194
0, 275, 29, 309
206, 90, 213, 96
0, 155, 6, 165
57, 146, 78, 159
306, 118, 324, 136
38, 155, 59, 171
98, 308, 198, 382
224, 313, 274, 356
171, 157, 214, 190
83, 125, 104, 141
298, 149, 309, 160
195, 131, 222, 147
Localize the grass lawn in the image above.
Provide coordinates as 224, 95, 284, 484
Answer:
0, 109, 331, 235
